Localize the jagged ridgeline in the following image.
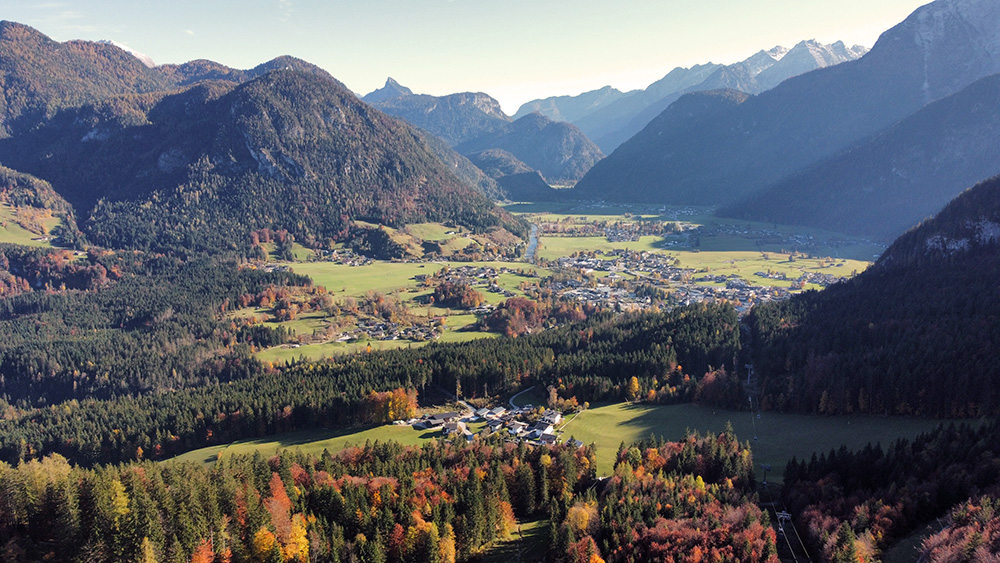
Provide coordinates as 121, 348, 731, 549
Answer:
0, 69, 526, 253
747, 174, 1000, 417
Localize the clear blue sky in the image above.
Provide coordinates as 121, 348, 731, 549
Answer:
2, 0, 931, 113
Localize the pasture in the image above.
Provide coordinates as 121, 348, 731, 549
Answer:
509, 202, 886, 262
559, 402, 956, 478
0, 205, 61, 248
168, 400, 956, 486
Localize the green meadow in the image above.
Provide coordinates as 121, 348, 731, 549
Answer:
559, 402, 957, 478
289, 260, 552, 299
168, 400, 956, 486
534, 235, 667, 260
508, 202, 885, 262
0, 205, 61, 248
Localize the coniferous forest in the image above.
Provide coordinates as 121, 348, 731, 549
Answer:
3, 4, 1000, 561
0, 429, 776, 563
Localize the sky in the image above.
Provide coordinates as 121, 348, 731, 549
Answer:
2, 0, 932, 114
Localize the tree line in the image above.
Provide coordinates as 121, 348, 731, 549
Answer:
782, 420, 1000, 562
0, 304, 741, 467
0, 427, 774, 563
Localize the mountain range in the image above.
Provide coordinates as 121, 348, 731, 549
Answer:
0, 21, 330, 137
517, 40, 866, 152
719, 72, 1000, 239
0, 22, 524, 255
365, 79, 603, 188
571, 0, 1000, 241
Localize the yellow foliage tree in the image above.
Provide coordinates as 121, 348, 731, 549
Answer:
252, 527, 277, 562
627, 376, 640, 402
281, 514, 309, 562
439, 523, 457, 563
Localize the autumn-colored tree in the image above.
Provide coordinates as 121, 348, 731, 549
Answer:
439, 523, 457, 563
252, 527, 279, 562
366, 388, 418, 422
190, 538, 214, 563
627, 376, 640, 402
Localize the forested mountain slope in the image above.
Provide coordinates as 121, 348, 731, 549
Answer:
747, 174, 1000, 417
721, 73, 1000, 240
0, 70, 524, 253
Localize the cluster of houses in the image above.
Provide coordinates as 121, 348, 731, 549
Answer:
754, 269, 844, 288
403, 406, 579, 446
427, 265, 538, 288
343, 318, 441, 342
313, 248, 373, 266
542, 246, 859, 316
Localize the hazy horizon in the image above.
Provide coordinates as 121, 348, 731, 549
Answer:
2, 0, 931, 114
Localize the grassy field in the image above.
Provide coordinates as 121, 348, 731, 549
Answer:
535, 235, 667, 260
290, 261, 552, 299
0, 205, 61, 248
479, 519, 549, 563
535, 236, 869, 288
508, 202, 886, 261
245, 260, 545, 361
557, 402, 956, 478
674, 250, 870, 288
167, 424, 445, 465
168, 400, 957, 488
403, 222, 464, 242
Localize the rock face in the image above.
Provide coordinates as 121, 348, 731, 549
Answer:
571, 0, 1000, 215
366, 80, 604, 187
876, 174, 1000, 268
361, 77, 414, 104
456, 113, 604, 185
365, 87, 511, 146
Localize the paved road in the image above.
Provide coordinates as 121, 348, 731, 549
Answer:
509, 385, 537, 409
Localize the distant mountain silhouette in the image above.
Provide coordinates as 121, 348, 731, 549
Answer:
365, 85, 510, 146
367, 82, 604, 187
513, 85, 627, 123
456, 113, 604, 185
721, 73, 1000, 240
466, 149, 561, 201
520, 40, 865, 153
571, 89, 750, 201
361, 77, 414, 103
571, 0, 1000, 209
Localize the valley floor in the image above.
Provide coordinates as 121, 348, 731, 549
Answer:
167, 400, 959, 481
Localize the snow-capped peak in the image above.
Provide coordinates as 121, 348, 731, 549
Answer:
766, 46, 789, 61
97, 40, 155, 68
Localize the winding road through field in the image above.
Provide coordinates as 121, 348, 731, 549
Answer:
509, 385, 536, 409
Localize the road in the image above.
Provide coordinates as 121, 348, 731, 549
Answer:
509, 385, 536, 409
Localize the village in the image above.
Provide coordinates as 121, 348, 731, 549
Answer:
258, 213, 872, 353
396, 403, 585, 448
